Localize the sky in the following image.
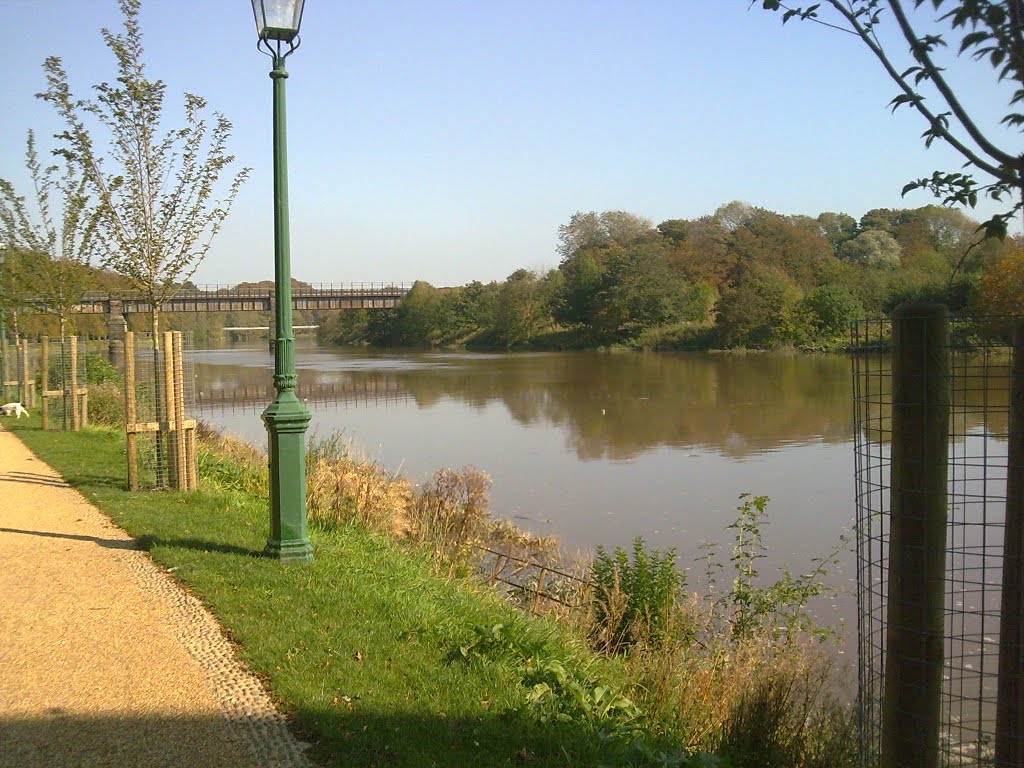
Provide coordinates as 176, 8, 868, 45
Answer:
0, 0, 1017, 287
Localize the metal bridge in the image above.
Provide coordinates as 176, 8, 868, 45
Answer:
195, 379, 416, 412
72, 283, 412, 316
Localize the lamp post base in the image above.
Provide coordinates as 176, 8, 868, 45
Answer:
263, 536, 314, 562
262, 390, 313, 564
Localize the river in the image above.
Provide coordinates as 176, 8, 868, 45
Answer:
194, 342, 861, 622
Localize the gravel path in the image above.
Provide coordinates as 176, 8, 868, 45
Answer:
0, 426, 315, 768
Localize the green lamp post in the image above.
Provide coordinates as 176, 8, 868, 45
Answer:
252, 0, 313, 563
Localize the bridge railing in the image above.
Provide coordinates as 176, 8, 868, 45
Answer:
80, 283, 413, 302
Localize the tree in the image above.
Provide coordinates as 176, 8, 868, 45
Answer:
38, 0, 249, 350
839, 229, 904, 267
971, 247, 1024, 319
758, 1, 1024, 240
493, 269, 548, 348
801, 284, 865, 338
557, 211, 654, 259
715, 263, 808, 347
0, 131, 98, 337
816, 211, 859, 253
555, 250, 605, 329
592, 245, 694, 341
393, 281, 442, 345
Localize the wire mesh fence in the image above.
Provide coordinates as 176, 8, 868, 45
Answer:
852, 313, 1022, 767
124, 331, 197, 491
0, 336, 16, 403
39, 336, 89, 431
1, 337, 37, 408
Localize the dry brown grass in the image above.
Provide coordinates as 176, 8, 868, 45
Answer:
408, 466, 492, 560
305, 434, 413, 535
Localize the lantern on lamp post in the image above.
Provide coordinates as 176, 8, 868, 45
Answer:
251, 0, 313, 563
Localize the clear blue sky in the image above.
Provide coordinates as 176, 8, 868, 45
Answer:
1, 1, 1016, 286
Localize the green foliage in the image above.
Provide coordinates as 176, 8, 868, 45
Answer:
85, 380, 125, 427
0, 132, 99, 333
313, 200, 1014, 352
799, 285, 863, 340
837, 229, 902, 268
493, 269, 551, 348
758, 0, 1023, 243
714, 265, 807, 348
84, 354, 121, 385
704, 494, 845, 643
718, 673, 857, 768
392, 281, 442, 345
591, 537, 684, 652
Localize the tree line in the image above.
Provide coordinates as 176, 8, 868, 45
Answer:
319, 202, 1023, 351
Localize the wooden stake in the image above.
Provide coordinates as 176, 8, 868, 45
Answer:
172, 332, 187, 491
20, 339, 30, 408
80, 387, 88, 428
185, 425, 197, 491
125, 332, 138, 491
996, 323, 1024, 768
69, 336, 80, 431
163, 331, 178, 488
1, 335, 8, 398
881, 303, 949, 768
41, 336, 49, 430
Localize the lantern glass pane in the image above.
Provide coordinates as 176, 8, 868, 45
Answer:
252, 0, 305, 42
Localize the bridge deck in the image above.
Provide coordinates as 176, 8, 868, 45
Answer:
71, 284, 411, 315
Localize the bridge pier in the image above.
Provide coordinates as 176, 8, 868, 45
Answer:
106, 299, 128, 365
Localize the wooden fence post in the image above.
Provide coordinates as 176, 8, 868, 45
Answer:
69, 336, 80, 431
1, 335, 8, 400
996, 323, 1024, 767
162, 331, 178, 488
20, 338, 30, 408
40, 336, 49, 430
172, 332, 187, 490
880, 303, 950, 768
125, 331, 138, 491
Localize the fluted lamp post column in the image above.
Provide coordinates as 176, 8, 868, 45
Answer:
252, 0, 313, 563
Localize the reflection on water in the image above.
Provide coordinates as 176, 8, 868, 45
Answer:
195, 347, 858, 460
196, 343, 861, 594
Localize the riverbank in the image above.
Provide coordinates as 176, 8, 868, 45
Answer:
6, 413, 858, 767
3, 417, 678, 767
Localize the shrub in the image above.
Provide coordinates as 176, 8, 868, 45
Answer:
590, 537, 684, 652
85, 354, 121, 385
86, 380, 126, 427
409, 466, 492, 561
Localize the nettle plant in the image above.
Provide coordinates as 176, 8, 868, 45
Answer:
704, 494, 847, 644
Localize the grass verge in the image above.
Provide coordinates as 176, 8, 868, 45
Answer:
7, 416, 705, 768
